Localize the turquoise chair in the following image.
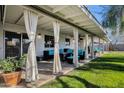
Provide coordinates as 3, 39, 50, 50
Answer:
49, 50, 54, 56
59, 49, 64, 54
78, 49, 85, 60
66, 55, 80, 64
78, 49, 83, 55
67, 49, 73, 54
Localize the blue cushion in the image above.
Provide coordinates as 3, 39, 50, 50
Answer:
82, 48, 85, 52
67, 56, 80, 59
78, 49, 82, 55
49, 50, 54, 55
59, 49, 64, 54
67, 49, 73, 54
78, 49, 85, 56
94, 47, 102, 52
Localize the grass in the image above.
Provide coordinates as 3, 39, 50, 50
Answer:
41, 52, 124, 88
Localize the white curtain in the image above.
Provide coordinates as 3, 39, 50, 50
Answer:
53, 21, 62, 74
91, 36, 94, 58
73, 28, 79, 67
24, 10, 39, 82
85, 34, 89, 59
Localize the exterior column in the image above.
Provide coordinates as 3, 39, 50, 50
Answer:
53, 20, 62, 74
91, 36, 94, 59
98, 38, 101, 55
24, 10, 39, 82
73, 28, 79, 67
102, 40, 104, 54
85, 34, 89, 59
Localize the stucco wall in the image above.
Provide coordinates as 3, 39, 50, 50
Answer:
1, 23, 75, 57
35, 30, 74, 56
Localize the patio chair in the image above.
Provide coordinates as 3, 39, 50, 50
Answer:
78, 49, 85, 60
43, 50, 54, 60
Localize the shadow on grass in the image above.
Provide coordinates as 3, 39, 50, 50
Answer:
56, 75, 100, 88
92, 57, 124, 63
77, 56, 124, 72
56, 77, 71, 88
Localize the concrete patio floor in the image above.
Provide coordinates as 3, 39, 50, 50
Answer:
0, 59, 92, 88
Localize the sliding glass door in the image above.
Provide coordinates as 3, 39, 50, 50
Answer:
5, 31, 30, 58
5, 31, 21, 58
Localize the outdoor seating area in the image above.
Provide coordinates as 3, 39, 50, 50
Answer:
37, 48, 86, 64
0, 5, 109, 88
41, 52, 124, 88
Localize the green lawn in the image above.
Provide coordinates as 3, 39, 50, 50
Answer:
41, 52, 124, 88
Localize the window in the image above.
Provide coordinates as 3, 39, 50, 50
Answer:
5, 32, 31, 58
44, 35, 54, 48
5, 31, 21, 58
65, 38, 70, 46
22, 33, 30, 54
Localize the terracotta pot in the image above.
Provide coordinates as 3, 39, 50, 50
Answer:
2, 71, 22, 87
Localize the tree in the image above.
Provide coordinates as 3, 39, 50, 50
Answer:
102, 5, 124, 34
102, 5, 124, 50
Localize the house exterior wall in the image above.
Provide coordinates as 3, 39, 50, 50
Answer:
1, 23, 75, 58
35, 30, 73, 56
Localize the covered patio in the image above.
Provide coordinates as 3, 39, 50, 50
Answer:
0, 5, 109, 87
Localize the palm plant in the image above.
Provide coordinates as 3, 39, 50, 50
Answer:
102, 5, 124, 34
101, 6, 124, 50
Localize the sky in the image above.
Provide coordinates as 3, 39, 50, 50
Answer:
87, 5, 109, 25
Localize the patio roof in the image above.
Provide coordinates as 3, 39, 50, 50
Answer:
3, 5, 108, 40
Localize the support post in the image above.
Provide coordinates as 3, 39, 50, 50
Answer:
24, 10, 39, 82
53, 20, 62, 74
91, 36, 94, 59
73, 28, 79, 67
85, 34, 89, 59
98, 38, 101, 55
102, 40, 104, 54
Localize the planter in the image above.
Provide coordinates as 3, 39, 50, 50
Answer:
2, 71, 22, 87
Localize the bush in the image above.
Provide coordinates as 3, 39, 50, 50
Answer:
0, 55, 27, 73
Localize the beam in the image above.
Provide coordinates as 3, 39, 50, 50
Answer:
79, 22, 94, 27
39, 22, 52, 28
83, 25, 96, 28
65, 12, 82, 19
15, 13, 23, 24
38, 16, 53, 26
21, 5, 101, 38
53, 6, 68, 13
73, 18, 89, 23
4, 23, 26, 33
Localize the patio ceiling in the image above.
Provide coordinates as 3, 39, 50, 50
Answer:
4, 5, 107, 39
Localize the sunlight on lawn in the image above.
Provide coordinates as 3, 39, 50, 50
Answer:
41, 52, 124, 88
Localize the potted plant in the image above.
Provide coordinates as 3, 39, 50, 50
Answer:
0, 55, 26, 87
